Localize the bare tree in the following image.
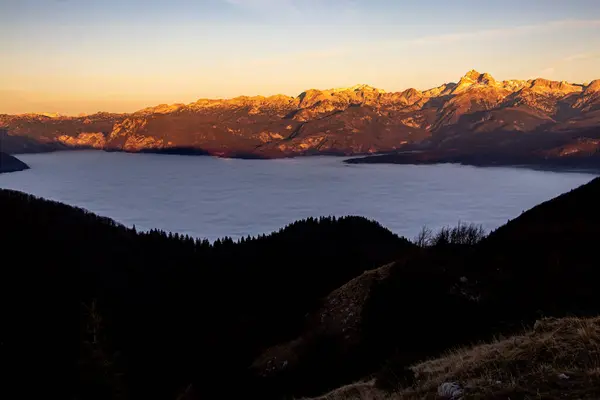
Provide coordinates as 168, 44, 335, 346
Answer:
424, 222, 487, 247
414, 226, 434, 248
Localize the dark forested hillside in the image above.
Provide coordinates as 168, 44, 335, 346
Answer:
361, 176, 600, 389
3, 177, 600, 399
0, 189, 412, 400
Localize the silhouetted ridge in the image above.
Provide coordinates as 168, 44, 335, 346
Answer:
361, 176, 600, 390
0, 152, 29, 173
3, 177, 600, 399
0, 189, 411, 399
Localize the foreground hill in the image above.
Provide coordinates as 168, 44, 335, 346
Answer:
240, 177, 600, 398
3, 175, 600, 399
0, 190, 412, 400
1, 71, 600, 167
313, 316, 600, 399
0, 152, 29, 173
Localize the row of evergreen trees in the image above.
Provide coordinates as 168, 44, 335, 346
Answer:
0, 189, 412, 400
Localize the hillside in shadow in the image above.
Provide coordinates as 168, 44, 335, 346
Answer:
0, 190, 412, 399
360, 175, 600, 392
2, 176, 600, 399
0, 152, 29, 173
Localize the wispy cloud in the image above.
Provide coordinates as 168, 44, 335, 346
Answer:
246, 48, 349, 67
539, 67, 556, 78
564, 52, 600, 62
221, 0, 361, 19
222, 0, 300, 14
244, 18, 600, 68
539, 50, 600, 79
387, 19, 600, 48
223, 0, 291, 7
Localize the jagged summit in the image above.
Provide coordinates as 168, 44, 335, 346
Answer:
401, 88, 423, 99
528, 78, 583, 96
586, 79, 600, 93
329, 84, 385, 94
449, 69, 584, 96
462, 69, 493, 82
479, 72, 496, 85
16, 112, 63, 118
452, 70, 498, 93
463, 69, 481, 80
351, 84, 385, 93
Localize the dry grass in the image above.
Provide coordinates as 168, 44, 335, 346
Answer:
308, 316, 600, 399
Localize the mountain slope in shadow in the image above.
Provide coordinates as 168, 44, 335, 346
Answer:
1, 176, 600, 399
0, 152, 29, 173
0, 190, 412, 400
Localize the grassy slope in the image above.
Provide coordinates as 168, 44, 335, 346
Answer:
312, 316, 600, 399
350, 176, 600, 396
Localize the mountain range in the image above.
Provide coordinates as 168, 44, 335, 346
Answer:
1, 70, 600, 167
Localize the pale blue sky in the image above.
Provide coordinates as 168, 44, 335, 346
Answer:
1, 0, 600, 114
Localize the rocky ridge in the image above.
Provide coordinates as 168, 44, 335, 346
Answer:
1, 70, 599, 163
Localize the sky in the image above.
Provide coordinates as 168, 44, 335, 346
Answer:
1, 0, 600, 115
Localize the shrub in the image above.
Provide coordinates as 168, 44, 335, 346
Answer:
414, 222, 486, 247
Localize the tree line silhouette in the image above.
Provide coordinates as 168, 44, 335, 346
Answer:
0, 188, 412, 400
3, 176, 600, 399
